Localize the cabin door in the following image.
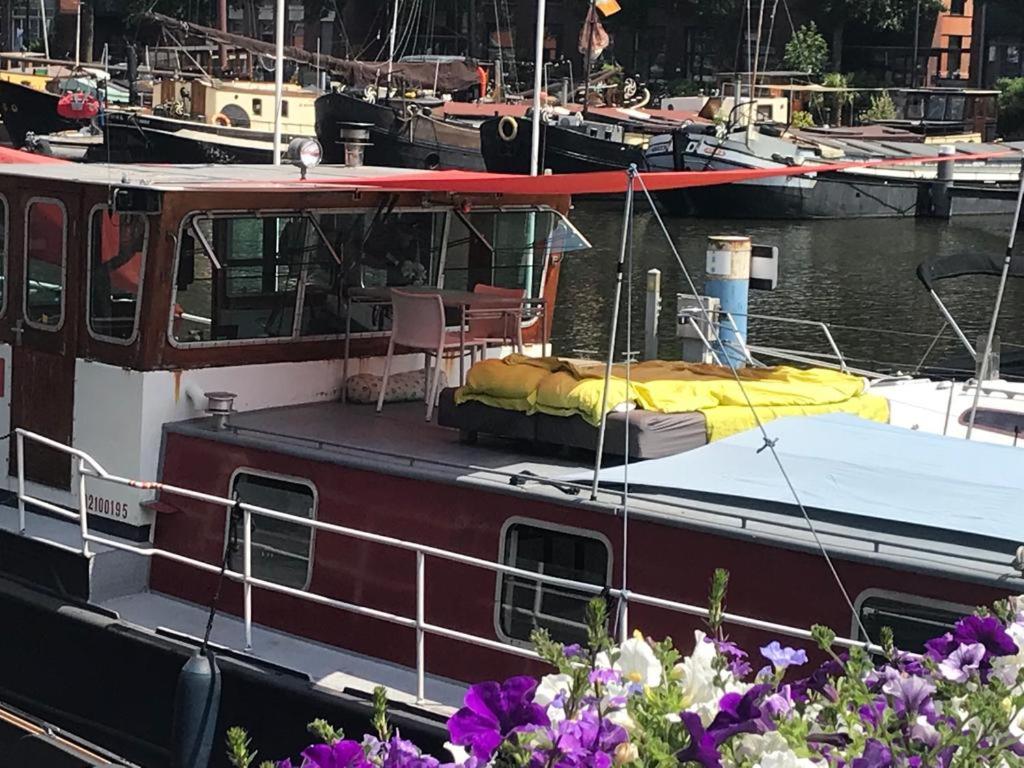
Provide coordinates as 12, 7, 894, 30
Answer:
8, 195, 76, 491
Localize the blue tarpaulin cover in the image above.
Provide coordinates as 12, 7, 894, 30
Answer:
581, 414, 1024, 544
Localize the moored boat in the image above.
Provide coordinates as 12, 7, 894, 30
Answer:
0, 153, 1021, 763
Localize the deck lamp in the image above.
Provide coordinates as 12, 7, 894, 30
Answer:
285, 138, 323, 179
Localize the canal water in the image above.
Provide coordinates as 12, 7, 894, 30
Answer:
554, 202, 1024, 376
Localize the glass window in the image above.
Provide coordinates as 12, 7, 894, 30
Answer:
498, 523, 610, 645
857, 594, 965, 653
173, 214, 345, 343
228, 472, 315, 590
89, 209, 147, 342
25, 199, 66, 329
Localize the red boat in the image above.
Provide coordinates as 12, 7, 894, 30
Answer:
0, 155, 1021, 764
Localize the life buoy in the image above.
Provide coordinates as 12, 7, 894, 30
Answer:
497, 115, 519, 142
213, 113, 231, 127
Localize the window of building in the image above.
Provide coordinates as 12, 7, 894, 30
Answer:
227, 472, 316, 590
0, 196, 7, 316
855, 592, 969, 653
947, 36, 964, 78
88, 209, 147, 342
497, 522, 610, 645
24, 199, 66, 330
949, 0, 966, 15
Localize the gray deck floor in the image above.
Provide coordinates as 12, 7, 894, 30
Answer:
170, 399, 592, 488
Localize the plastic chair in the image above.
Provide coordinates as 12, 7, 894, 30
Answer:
467, 284, 525, 356
377, 289, 480, 421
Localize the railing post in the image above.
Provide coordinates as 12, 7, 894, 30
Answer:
644, 268, 661, 361
16, 431, 25, 535
243, 508, 253, 651
415, 550, 425, 704
77, 459, 90, 557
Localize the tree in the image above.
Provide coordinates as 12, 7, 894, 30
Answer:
820, 0, 942, 71
783, 22, 828, 75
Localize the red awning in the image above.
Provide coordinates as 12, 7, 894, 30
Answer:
0, 147, 68, 165
321, 148, 1019, 196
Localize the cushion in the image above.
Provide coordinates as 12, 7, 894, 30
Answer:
345, 369, 449, 404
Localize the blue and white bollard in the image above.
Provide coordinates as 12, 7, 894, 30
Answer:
705, 236, 751, 367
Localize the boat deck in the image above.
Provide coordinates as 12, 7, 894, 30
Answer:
164, 397, 1024, 591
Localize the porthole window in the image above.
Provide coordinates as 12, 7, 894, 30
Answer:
227, 471, 316, 590
497, 521, 611, 645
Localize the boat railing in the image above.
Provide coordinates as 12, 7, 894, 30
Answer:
12, 427, 880, 704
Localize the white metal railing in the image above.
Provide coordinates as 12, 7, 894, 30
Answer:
13, 428, 879, 703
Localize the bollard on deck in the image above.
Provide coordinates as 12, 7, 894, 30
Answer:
645, 269, 661, 360
705, 236, 751, 367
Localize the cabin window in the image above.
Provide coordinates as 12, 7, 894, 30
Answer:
227, 471, 316, 590
855, 592, 969, 653
88, 209, 147, 343
497, 522, 610, 646
24, 198, 67, 330
172, 213, 345, 344
281, 100, 289, 118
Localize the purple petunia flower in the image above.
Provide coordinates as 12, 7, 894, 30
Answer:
937, 642, 986, 683
676, 712, 722, 768
707, 685, 770, 744
563, 644, 583, 658
706, 637, 753, 679
760, 641, 808, 671
447, 676, 550, 761
381, 735, 442, 768
858, 697, 886, 729
549, 708, 628, 768
881, 672, 936, 723
301, 740, 372, 768
926, 615, 1018, 670
851, 739, 893, 768
589, 667, 621, 686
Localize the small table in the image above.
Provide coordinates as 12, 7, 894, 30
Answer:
342, 286, 548, 400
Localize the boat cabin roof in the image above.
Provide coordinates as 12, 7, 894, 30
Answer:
164, 401, 1024, 592
0, 162, 460, 194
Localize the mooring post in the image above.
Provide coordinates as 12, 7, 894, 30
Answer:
705, 236, 751, 367
644, 268, 661, 361
933, 144, 956, 219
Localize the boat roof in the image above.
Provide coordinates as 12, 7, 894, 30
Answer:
584, 413, 1024, 545
164, 402, 1024, 591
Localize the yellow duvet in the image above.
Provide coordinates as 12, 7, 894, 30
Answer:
455, 355, 889, 441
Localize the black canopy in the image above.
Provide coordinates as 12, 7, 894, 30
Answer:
916, 251, 1024, 290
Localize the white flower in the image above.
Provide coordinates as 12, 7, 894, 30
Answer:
734, 732, 791, 761
534, 673, 572, 722
444, 742, 471, 764
756, 751, 820, 768
617, 635, 662, 687
992, 621, 1024, 689
1010, 705, 1024, 744
672, 631, 725, 724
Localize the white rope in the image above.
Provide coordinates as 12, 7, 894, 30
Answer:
633, 173, 875, 645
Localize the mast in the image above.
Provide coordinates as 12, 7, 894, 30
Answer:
37, 0, 48, 59
218, 0, 229, 71
387, 0, 400, 93
581, 0, 596, 117
272, 0, 284, 165
74, 0, 81, 67
529, 0, 547, 176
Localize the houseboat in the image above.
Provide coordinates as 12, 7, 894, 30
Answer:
0, 156, 1023, 764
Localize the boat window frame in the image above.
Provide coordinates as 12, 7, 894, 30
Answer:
0, 193, 9, 320
23, 196, 68, 333
851, 588, 974, 648
493, 516, 613, 649
225, 466, 319, 593
85, 203, 150, 346
168, 205, 581, 350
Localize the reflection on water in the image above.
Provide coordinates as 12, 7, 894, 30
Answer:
553, 202, 1024, 376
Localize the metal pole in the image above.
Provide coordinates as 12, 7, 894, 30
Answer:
77, 459, 89, 557
967, 158, 1024, 439
73, 1, 80, 68
16, 432, 25, 535
912, 0, 920, 87
644, 268, 661, 360
272, 0, 284, 165
529, 0, 547, 176
415, 551, 425, 703
387, 0, 400, 93
591, 167, 636, 501
37, 0, 47, 59
243, 508, 253, 650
